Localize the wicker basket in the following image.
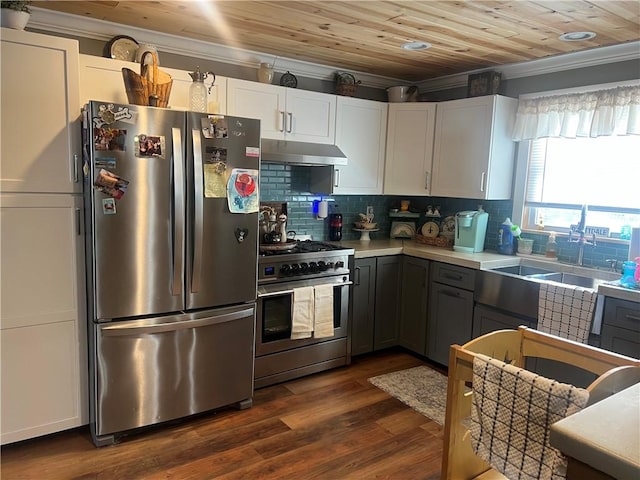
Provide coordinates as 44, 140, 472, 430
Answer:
122, 51, 172, 107
415, 234, 454, 248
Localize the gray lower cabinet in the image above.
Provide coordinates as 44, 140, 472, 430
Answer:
351, 256, 402, 355
428, 262, 475, 366
600, 297, 640, 359
374, 256, 403, 349
351, 258, 376, 355
398, 256, 430, 355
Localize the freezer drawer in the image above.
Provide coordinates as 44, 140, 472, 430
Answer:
93, 304, 255, 441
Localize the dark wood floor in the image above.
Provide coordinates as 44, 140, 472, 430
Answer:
1, 349, 445, 480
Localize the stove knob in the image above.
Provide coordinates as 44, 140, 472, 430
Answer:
280, 264, 291, 275
300, 262, 309, 273
318, 261, 328, 271
309, 261, 318, 272
291, 264, 300, 273
335, 261, 345, 268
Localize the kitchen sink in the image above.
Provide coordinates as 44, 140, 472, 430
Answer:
488, 265, 556, 277
476, 261, 619, 319
526, 272, 607, 289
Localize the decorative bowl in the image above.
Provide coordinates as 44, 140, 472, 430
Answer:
354, 222, 378, 230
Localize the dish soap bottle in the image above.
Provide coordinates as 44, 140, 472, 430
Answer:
545, 232, 558, 260
497, 218, 514, 255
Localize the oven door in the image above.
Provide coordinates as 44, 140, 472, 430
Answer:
256, 276, 351, 356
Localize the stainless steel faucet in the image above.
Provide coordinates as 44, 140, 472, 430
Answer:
568, 204, 596, 266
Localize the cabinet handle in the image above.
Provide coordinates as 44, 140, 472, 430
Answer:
75, 208, 82, 236
480, 172, 486, 192
73, 154, 79, 183
287, 112, 293, 133
279, 111, 285, 132
425, 172, 430, 191
334, 168, 340, 188
441, 289, 461, 298
354, 266, 361, 286
626, 314, 640, 321
443, 273, 463, 281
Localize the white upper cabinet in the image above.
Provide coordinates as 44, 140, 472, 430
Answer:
334, 97, 387, 195
227, 78, 336, 144
0, 28, 81, 194
431, 95, 518, 199
384, 103, 437, 195
79, 55, 227, 113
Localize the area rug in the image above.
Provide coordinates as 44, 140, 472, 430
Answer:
368, 366, 449, 425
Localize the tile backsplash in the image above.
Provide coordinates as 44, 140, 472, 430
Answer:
259, 162, 631, 269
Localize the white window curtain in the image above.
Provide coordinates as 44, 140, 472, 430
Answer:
512, 85, 640, 140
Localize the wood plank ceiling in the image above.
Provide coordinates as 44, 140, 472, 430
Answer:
33, 1, 640, 81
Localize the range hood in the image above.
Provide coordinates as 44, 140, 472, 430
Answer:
260, 139, 348, 166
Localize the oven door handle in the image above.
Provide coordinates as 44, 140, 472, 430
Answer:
258, 281, 353, 298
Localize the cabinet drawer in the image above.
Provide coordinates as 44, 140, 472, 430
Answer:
602, 297, 640, 330
430, 262, 475, 290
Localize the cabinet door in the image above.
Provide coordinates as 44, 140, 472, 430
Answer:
334, 97, 387, 194
373, 256, 402, 350
79, 55, 227, 113
399, 256, 430, 355
351, 258, 376, 355
431, 95, 516, 199
0, 194, 86, 444
1, 29, 81, 193
600, 297, 640, 358
428, 283, 474, 366
227, 78, 286, 139
383, 103, 436, 195
285, 88, 336, 144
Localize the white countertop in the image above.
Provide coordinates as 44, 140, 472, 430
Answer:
331, 239, 640, 303
550, 383, 640, 479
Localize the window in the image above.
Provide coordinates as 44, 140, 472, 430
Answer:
522, 135, 640, 237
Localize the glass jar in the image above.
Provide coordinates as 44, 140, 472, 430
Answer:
257, 62, 274, 84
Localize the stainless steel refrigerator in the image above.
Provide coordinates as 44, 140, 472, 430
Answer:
82, 101, 261, 446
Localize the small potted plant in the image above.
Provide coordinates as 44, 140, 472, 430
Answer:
1, 1, 32, 30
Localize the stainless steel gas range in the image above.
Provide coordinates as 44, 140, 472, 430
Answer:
255, 240, 355, 388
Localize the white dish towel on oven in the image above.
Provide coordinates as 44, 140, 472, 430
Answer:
313, 284, 335, 338
291, 286, 314, 340
538, 282, 596, 344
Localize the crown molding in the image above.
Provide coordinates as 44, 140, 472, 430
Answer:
417, 41, 640, 92
30, 7, 640, 93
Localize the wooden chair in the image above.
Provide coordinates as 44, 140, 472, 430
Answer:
441, 326, 640, 480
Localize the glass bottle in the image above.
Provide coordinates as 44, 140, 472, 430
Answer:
329, 212, 343, 241
189, 67, 215, 112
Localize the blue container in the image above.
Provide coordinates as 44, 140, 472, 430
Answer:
620, 261, 637, 288
497, 219, 514, 255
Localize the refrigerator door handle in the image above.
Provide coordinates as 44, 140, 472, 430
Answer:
172, 127, 185, 296
99, 307, 255, 336
191, 128, 204, 293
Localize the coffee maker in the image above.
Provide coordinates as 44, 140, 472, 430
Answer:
453, 210, 489, 253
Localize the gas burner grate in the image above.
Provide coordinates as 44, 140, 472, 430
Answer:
260, 240, 347, 256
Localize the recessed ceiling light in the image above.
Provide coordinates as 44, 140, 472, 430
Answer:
401, 41, 432, 51
559, 31, 597, 41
